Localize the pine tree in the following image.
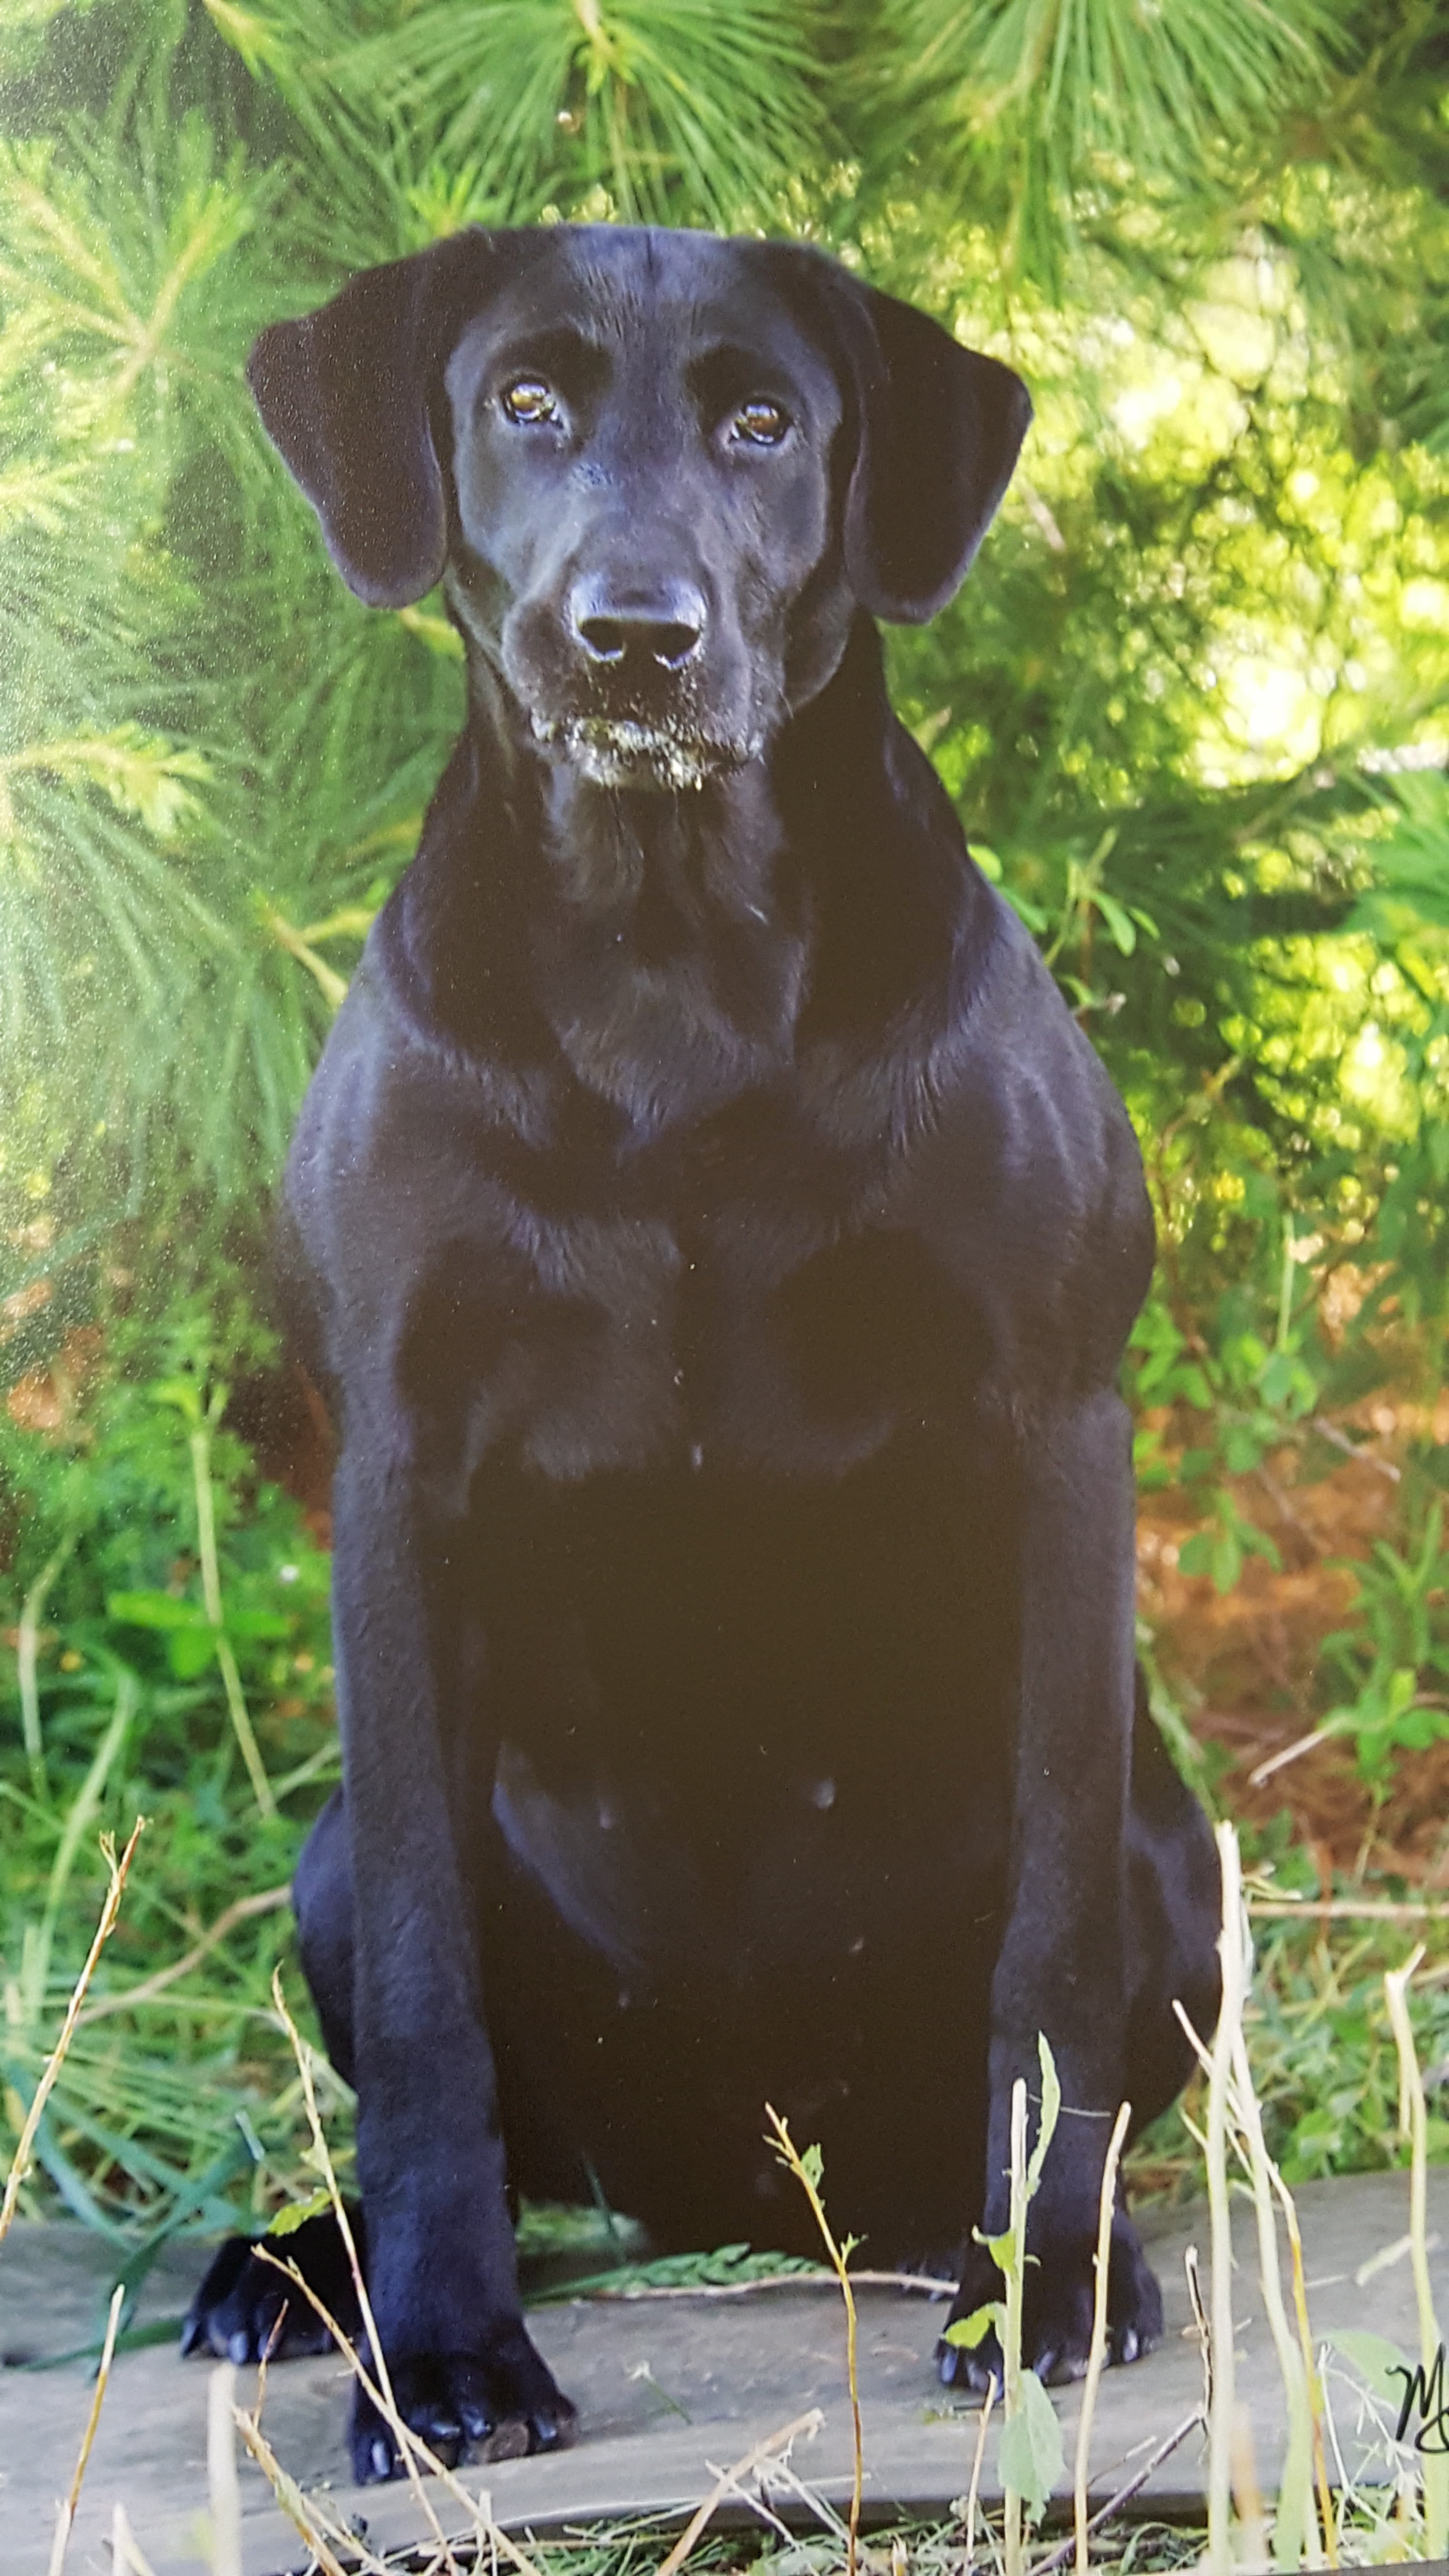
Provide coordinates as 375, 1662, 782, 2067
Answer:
0, 0, 1445, 1331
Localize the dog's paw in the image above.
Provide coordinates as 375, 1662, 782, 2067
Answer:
181, 2209, 365, 2365
935, 2211, 1162, 2393
350, 2325, 579, 2483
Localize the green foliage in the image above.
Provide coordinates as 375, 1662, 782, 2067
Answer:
1318, 1504, 1449, 1778
948, 2035, 1065, 2525
1131, 1841, 1449, 2198
339, 0, 827, 231
0, 1278, 341, 2246
0, 0, 1446, 1326
997, 2368, 1065, 2525
879, 0, 1341, 288
1131, 1270, 1322, 1594
530, 2242, 825, 2301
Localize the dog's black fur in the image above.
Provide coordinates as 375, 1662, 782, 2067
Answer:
183, 225, 1221, 2484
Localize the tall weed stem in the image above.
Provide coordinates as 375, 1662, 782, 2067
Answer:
17, 1530, 75, 1801
1385, 1945, 1449, 2558
188, 1419, 274, 1817
765, 2105, 863, 2576
1, 1814, 144, 2240
1206, 1820, 1247, 2576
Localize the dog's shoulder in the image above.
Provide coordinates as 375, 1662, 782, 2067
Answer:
886, 895, 1156, 1394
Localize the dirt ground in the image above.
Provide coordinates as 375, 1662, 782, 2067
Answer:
1139, 1384, 1449, 1884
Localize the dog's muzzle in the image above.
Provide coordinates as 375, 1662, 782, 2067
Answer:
529, 711, 761, 792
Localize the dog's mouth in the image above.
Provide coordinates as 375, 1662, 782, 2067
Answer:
529, 713, 761, 793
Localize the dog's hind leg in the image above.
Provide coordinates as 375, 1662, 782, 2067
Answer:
940, 1671, 1219, 2392
1123, 1670, 1221, 2135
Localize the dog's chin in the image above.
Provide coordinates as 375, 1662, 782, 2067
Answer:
529, 713, 759, 794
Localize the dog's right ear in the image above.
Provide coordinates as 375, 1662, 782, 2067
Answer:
247, 230, 519, 609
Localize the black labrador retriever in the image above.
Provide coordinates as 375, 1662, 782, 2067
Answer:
183, 225, 1221, 2483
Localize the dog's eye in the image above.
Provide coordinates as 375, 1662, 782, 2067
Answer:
501, 378, 557, 426
731, 399, 790, 447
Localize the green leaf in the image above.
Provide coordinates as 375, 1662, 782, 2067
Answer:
147, 1376, 206, 1428
106, 1589, 211, 1631
1210, 1529, 1243, 1593
216, 1609, 293, 1642
167, 1626, 220, 1680
1327, 2328, 1411, 2404
1222, 1423, 1265, 1474
800, 2141, 824, 2192
1238, 1524, 1281, 1570
1026, 2033, 1061, 2197
998, 2367, 1064, 2519
972, 2224, 1018, 2282
1094, 889, 1137, 955
1177, 1368, 1216, 1411
944, 2301, 1004, 2349
267, 2186, 333, 2237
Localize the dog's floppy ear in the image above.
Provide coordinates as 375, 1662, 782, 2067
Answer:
247, 229, 513, 609
827, 271, 1032, 626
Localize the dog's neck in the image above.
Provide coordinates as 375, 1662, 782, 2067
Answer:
384, 617, 972, 1139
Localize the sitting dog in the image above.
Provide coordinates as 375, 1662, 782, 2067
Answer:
183, 225, 1221, 2484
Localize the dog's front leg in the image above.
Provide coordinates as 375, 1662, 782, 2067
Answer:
332, 1440, 576, 2481
942, 1386, 1161, 2386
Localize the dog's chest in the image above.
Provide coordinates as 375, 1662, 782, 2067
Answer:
328, 1067, 973, 1491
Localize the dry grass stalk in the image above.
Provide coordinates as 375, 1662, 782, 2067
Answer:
766, 2103, 864, 2576
207, 2361, 244, 2576
1228, 2021, 1323, 2566
188, 1417, 276, 1817
1073, 2097, 1131, 2575
1384, 1944, 1449, 2560
653, 2408, 826, 2576
1179, 1839, 1330, 2572
582, 2264, 953, 2303
962, 2376, 995, 2565
16, 1531, 76, 1799
1247, 1900, 1449, 1924
230, 2401, 354, 2576
268, 1966, 470, 2570
1035, 2407, 1207, 2576
1001, 2075, 1033, 2576
108, 2502, 159, 2575
698, 2428, 842, 2554
1230, 2401, 1270, 2567
1203, 1819, 1247, 2576
1267, 2160, 1337, 2563
46, 2278, 123, 2576
0, 1816, 144, 2243
250, 2237, 549, 2576
78, 1881, 290, 2024
1182, 2241, 1211, 2413
236, 2305, 405, 2576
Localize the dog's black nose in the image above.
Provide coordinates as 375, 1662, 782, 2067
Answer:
570, 581, 706, 672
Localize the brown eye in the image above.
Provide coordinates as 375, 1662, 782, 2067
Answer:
501, 377, 557, 425
732, 398, 789, 447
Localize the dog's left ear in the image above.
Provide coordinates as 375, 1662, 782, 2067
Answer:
246, 230, 527, 609
824, 270, 1032, 626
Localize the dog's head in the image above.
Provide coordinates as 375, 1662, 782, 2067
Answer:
248, 227, 1030, 793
